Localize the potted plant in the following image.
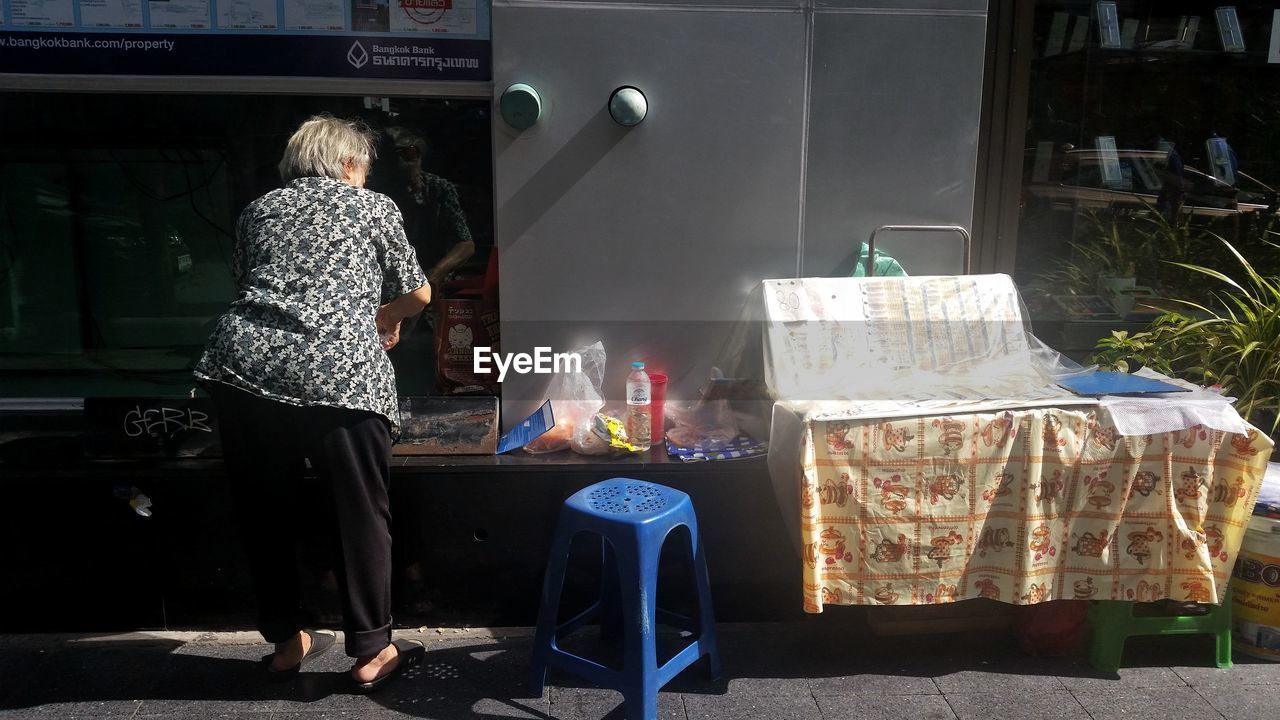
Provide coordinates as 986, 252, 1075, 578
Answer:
1030, 211, 1152, 299
1024, 208, 1255, 315
1092, 236, 1280, 447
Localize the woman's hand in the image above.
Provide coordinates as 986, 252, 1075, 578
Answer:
375, 283, 430, 352
375, 306, 402, 351
378, 322, 401, 351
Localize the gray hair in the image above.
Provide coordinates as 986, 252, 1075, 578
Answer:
278, 114, 378, 183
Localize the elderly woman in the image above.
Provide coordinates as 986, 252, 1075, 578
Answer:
195, 115, 432, 691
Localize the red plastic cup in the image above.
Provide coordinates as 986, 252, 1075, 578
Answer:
648, 372, 668, 445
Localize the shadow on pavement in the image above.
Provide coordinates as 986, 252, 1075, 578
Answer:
0, 619, 1271, 718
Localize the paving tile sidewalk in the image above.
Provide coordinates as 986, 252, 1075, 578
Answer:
2, 622, 1278, 719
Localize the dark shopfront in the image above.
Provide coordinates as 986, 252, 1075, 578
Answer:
0, 448, 792, 631
5, 0, 1279, 634
0, 2, 809, 632
0, 84, 798, 629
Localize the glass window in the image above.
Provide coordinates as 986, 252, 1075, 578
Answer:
1012, 1, 1280, 359
0, 93, 493, 398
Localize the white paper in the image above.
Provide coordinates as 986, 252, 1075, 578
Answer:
1096, 135, 1123, 189
760, 275, 1046, 403
10, 0, 75, 26
283, 0, 345, 31
1096, 1, 1121, 49
1259, 461, 1280, 506
147, 0, 211, 29
1099, 368, 1249, 437
1215, 6, 1246, 52
389, 0, 477, 35
217, 0, 278, 29
79, 0, 145, 27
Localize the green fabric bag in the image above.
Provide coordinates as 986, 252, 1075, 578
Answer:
852, 241, 907, 277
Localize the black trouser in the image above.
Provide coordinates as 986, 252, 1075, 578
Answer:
210, 383, 394, 658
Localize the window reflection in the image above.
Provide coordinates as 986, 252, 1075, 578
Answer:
1015, 1, 1280, 359
0, 93, 493, 397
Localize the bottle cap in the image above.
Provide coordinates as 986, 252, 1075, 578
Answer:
632, 361, 645, 369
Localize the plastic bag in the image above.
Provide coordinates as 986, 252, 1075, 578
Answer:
571, 417, 610, 455
572, 409, 642, 455
523, 341, 606, 454
665, 399, 740, 448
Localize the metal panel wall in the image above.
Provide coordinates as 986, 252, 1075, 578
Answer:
817, 0, 985, 9
802, 7, 989, 277
520, 0, 801, 6
492, 1, 989, 422
492, 2, 809, 418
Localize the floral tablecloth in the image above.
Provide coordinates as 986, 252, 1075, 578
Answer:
800, 406, 1273, 611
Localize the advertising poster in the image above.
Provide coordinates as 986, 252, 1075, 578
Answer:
0, 0, 490, 79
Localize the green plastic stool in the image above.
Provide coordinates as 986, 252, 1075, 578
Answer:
1088, 586, 1233, 672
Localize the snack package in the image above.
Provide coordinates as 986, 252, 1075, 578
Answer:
572, 411, 642, 455
592, 413, 642, 453
523, 341, 606, 454
434, 298, 499, 395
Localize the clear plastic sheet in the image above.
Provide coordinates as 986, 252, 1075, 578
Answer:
715, 274, 1085, 408
522, 341, 606, 454
748, 275, 1268, 593
714, 274, 1249, 434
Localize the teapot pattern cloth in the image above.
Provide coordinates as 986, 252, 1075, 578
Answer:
800, 406, 1273, 611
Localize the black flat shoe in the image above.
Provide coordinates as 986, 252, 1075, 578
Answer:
263, 629, 336, 682
351, 639, 424, 694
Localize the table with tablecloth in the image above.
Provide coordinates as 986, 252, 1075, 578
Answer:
789, 404, 1272, 612
747, 273, 1275, 611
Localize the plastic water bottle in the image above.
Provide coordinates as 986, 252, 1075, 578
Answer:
626, 361, 652, 451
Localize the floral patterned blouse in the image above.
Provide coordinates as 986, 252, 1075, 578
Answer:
195, 176, 427, 435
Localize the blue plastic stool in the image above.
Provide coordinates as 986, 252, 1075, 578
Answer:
529, 479, 721, 720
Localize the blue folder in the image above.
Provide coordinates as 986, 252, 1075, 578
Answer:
1057, 371, 1190, 397
497, 400, 555, 453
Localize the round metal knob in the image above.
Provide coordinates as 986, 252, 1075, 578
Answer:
609, 86, 647, 127
500, 83, 542, 130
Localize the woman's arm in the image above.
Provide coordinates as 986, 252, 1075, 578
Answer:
374, 197, 432, 351
375, 283, 432, 350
